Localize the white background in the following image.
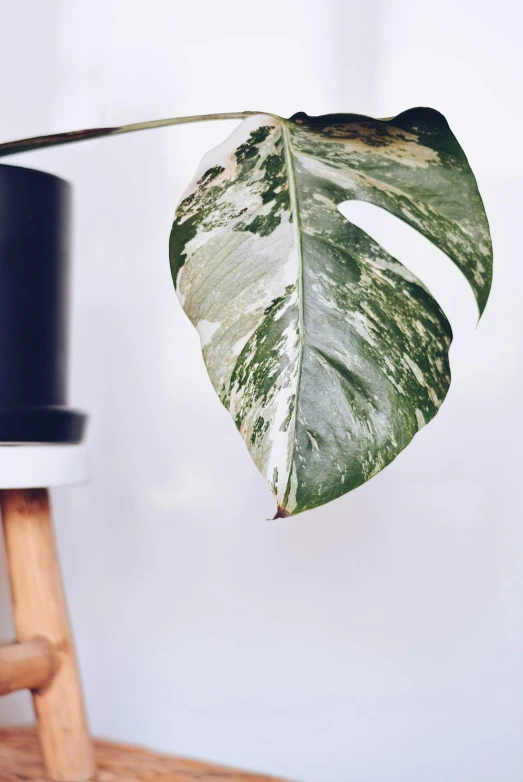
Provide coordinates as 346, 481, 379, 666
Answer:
0, 2, 522, 780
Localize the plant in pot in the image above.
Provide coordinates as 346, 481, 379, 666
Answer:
0, 106, 492, 781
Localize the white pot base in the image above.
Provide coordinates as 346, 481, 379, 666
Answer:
0, 444, 88, 488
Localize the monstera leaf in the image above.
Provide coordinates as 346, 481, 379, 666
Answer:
169, 109, 492, 516
0, 107, 492, 517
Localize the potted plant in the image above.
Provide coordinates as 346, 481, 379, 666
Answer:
0, 106, 492, 781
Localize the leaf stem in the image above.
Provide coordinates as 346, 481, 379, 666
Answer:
0, 111, 260, 158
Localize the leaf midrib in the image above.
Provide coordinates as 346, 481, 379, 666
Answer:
281, 121, 305, 510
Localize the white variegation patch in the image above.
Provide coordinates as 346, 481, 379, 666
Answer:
196, 319, 221, 347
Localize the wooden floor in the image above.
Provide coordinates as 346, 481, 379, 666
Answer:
0, 726, 292, 782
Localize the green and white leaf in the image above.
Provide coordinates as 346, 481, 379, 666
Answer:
169, 108, 492, 516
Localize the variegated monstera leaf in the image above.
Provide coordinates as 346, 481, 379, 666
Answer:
169, 108, 492, 517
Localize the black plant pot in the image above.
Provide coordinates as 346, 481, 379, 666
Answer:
0, 164, 86, 443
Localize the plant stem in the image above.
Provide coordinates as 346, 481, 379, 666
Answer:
0, 111, 259, 158
112, 112, 257, 134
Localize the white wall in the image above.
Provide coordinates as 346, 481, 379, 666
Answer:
0, 2, 521, 781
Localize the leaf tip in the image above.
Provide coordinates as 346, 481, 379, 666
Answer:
272, 505, 291, 520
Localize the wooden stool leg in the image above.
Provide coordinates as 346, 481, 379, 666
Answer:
0, 488, 94, 781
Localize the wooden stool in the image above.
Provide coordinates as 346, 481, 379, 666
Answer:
0, 488, 94, 780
